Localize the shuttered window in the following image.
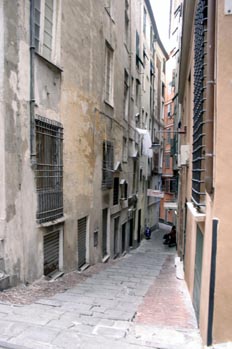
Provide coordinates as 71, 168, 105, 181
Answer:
34, 0, 41, 51
33, 0, 57, 62
102, 141, 114, 189
43, 0, 54, 60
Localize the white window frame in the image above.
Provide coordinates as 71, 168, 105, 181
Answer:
34, 0, 60, 64
104, 42, 114, 106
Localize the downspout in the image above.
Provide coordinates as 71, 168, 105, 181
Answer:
205, 0, 216, 194
30, 0, 36, 166
207, 218, 218, 346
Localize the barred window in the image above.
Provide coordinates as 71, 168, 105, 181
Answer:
102, 141, 114, 189
192, 0, 208, 208
35, 116, 63, 223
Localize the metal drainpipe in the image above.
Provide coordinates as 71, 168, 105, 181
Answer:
30, 0, 36, 166
205, 0, 216, 194
207, 218, 218, 346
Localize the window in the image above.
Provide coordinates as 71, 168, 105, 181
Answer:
143, 7, 147, 35
150, 26, 154, 52
131, 77, 134, 100
165, 154, 170, 168
162, 83, 165, 98
167, 128, 171, 144
136, 31, 140, 68
113, 177, 119, 205
124, 0, 129, 46
120, 180, 128, 200
136, 79, 140, 106
124, 70, 129, 120
122, 137, 128, 162
34, 0, 59, 62
162, 178, 176, 193
35, 116, 63, 223
168, 103, 171, 117
105, 42, 114, 105
102, 141, 114, 189
163, 59, 166, 74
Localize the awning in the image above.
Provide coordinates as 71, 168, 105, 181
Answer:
164, 202, 178, 210
136, 128, 153, 158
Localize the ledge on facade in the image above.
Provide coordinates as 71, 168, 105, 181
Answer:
35, 51, 63, 73
37, 215, 66, 228
187, 202, 205, 222
104, 99, 114, 109
102, 255, 110, 263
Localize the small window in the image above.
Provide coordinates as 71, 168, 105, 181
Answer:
165, 154, 170, 169
34, 0, 60, 63
124, 70, 129, 120
122, 137, 128, 163
102, 141, 114, 189
113, 177, 119, 205
143, 7, 147, 35
136, 79, 140, 107
136, 31, 140, 68
120, 180, 128, 200
124, 0, 129, 46
105, 42, 114, 105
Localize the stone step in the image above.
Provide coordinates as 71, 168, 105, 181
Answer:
0, 274, 10, 291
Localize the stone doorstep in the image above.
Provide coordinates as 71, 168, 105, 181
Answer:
0, 275, 10, 291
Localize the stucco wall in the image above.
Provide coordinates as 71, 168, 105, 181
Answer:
212, 1, 232, 342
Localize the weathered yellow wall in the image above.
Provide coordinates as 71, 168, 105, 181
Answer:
212, 1, 232, 342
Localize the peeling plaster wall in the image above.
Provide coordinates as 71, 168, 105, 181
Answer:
2, 0, 39, 284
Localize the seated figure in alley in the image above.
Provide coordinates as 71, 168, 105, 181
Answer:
163, 225, 176, 247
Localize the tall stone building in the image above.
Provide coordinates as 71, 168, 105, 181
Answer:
0, 0, 167, 288
177, 0, 232, 346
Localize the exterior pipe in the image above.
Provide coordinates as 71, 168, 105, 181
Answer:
207, 218, 218, 346
205, 0, 216, 194
30, 0, 36, 166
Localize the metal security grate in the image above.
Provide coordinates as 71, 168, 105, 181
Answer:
44, 230, 60, 276
77, 217, 87, 268
192, 0, 208, 208
35, 116, 63, 223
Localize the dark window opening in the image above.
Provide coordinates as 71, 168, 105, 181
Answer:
113, 177, 119, 205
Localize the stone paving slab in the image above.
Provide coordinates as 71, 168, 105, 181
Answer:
0, 225, 203, 349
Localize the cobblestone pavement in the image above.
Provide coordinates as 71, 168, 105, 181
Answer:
0, 225, 202, 349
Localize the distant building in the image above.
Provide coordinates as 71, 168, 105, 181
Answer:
159, 0, 182, 226
0, 0, 167, 289
177, 0, 232, 346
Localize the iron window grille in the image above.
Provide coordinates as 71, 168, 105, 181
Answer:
192, 0, 208, 208
102, 141, 114, 189
35, 116, 63, 223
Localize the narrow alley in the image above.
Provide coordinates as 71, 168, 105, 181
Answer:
0, 225, 201, 349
